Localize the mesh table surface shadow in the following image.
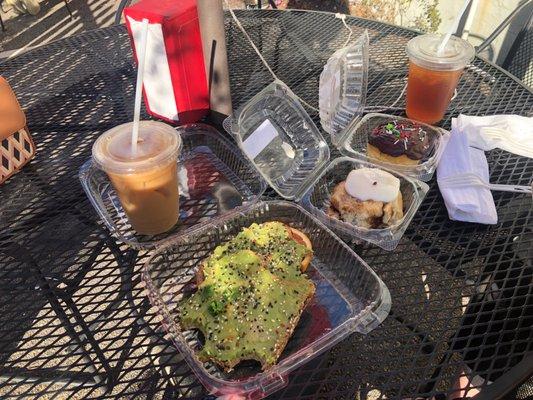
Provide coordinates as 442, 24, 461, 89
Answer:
1, 9, 532, 400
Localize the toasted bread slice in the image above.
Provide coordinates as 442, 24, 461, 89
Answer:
183, 222, 315, 372
196, 272, 316, 372
288, 227, 312, 272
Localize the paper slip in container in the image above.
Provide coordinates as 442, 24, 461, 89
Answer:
124, 0, 209, 124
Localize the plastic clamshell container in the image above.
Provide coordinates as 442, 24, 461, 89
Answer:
79, 124, 266, 249
302, 157, 429, 251
319, 30, 369, 146
142, 201, 391, 399
227, 85, 428, 250
226, 80, 330, 200
338, 113, 450, 182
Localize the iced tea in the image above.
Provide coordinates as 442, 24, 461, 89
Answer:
405, 34, 475, 125
406, 62, 463, 124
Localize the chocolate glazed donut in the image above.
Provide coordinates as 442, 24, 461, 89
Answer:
368, 121, 436, 163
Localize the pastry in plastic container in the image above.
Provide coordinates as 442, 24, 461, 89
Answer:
339, 113, 450, 182
227, 83, 428, 250
302, 157, 429, 251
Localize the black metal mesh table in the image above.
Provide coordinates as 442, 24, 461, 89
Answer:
1, 9, 532, 400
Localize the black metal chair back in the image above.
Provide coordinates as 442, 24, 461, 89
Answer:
502, 5, 533, 87
477, 0, 533, 88
115, 0, 131, 25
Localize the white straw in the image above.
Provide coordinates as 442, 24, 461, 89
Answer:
131, 18, 149, 155
437, 0, 471, 56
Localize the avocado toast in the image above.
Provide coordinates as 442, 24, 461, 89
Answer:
179, 221, 315, 371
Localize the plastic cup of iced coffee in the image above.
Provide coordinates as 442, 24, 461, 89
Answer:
92, 121, 181, 235
405, 34, 475, 124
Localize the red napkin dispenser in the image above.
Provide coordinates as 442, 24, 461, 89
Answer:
124, 0, 209, 124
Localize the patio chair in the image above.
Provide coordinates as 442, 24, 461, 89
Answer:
0, 0, 73, 32
114, 0, 130, 25
244, 0, 279, 9
476, 0, 533, 87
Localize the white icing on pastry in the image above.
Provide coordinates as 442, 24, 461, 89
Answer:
344, 168, 400, 203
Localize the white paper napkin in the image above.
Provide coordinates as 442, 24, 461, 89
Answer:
437, 119, 497, 224
456, 114, 533, 158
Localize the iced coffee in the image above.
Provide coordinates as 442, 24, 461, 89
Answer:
405, 34, 475, 124
92, 121, 181, 235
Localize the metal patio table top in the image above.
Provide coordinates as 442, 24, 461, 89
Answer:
0, 9, 532, 400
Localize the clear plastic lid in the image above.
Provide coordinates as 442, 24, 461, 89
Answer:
92, 121, 182, 174
406, 34, 475, 71
226, 80, 330, 201
319, 30, 369, 146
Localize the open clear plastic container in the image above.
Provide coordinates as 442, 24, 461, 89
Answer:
224, 80, 330, 200
337, 113, 450, 182
301, 157, 428, 251
79, 124, 266, 249
314, 30, 449, 182
81, 121, 391, 398
319, 30, 368, 146
142, 201, 391, 399
226, 83, 429, 250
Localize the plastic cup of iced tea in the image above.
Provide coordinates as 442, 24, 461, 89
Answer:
92, 121, 181, 235
405, 34, 475, 124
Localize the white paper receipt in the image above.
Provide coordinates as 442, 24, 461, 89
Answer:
242, 119, 279, 160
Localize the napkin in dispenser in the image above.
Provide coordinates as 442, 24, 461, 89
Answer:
0, 77, 36, 185
124, 0, 209, 124
437, 119, 497, 225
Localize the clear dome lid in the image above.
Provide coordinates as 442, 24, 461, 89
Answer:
319, 30, 369, 146
92, 121, 181, 174
406, 34, 475, 71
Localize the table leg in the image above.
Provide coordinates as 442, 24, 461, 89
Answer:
1, 243, 111, 390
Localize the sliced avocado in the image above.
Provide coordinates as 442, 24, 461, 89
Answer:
179, 222, 314, 370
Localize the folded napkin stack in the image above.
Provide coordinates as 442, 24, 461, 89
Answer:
458, 114, 533, 158
437, 114, 533, 225
437, 117, 497, 224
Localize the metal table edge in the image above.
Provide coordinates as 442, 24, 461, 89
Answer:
473, 353, 533, 400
